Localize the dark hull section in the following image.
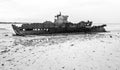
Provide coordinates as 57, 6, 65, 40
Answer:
12, 24, 106, 36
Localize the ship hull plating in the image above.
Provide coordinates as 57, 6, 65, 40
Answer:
12, 24, 106, 36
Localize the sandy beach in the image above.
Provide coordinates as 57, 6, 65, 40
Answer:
0, 29, 120, 70
0, 0, 120, 69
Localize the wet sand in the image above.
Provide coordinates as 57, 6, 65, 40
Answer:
0, 30, 120, 70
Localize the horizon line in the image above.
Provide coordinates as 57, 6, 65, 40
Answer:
0, 22, 119, 24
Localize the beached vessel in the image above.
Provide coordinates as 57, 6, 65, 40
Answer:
12, 12, 107, 35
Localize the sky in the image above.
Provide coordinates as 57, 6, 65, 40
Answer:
0, 0, 120, 24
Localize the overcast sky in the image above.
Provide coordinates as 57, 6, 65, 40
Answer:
0, 0, 120, 24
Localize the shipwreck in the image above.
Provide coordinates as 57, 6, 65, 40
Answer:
12, 12, 107, 36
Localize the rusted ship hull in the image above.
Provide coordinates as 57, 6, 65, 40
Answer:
12, 13, 107, 36
12, 24, 106, 36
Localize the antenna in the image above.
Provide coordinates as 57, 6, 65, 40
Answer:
59, 11, 61, 16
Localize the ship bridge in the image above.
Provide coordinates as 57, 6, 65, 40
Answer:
54, 12, 68, 24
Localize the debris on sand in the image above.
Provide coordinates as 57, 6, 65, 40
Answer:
0, 32, 120, 70
110, 35, 112, 38
0, 49, 10, 54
